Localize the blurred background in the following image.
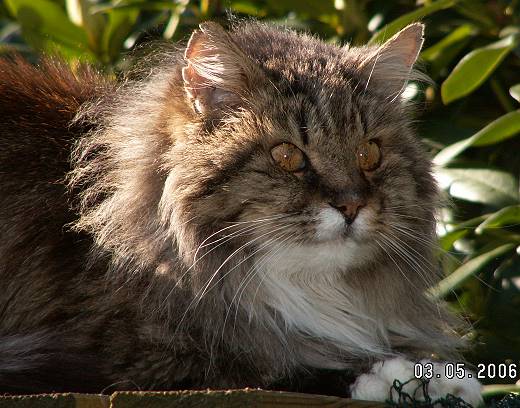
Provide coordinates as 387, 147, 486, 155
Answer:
1, 0, 520, 402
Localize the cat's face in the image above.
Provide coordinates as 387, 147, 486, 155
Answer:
172, 22, 436, 277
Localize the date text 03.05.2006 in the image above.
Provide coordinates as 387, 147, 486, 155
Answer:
414, 362, 519, 381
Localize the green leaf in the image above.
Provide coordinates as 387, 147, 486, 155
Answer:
102, 8, 139, 63
454, 0, 497, 29
4, 0, 88, 57
265, 0, 335, 17
369, 0, 457, 44
439, 229, 468, 251
92, 2, 181, 13
429, 243, 515, 299
482, 384, 520, 399
163, 0, 189, 40
421, 24, 477, 76
438, 213, 490, 250
421, 24, 476, 61
65, 0, 84, 26
0, 20, 20, 41
434, 110, 520, 165
441, 35, 519, 104
230, 1, 267, 16
66, 0, 107, 57
475, 205, 520, 234
510, 84, 520, 103
436, 168, 519, 206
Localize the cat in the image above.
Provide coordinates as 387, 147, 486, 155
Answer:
0, 20, 482, 404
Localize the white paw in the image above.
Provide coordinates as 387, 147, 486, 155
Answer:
350, 357, 483, 407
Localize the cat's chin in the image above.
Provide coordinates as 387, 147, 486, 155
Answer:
260, 236, 373, 278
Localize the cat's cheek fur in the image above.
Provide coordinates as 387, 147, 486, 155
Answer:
350, 357, 483, 406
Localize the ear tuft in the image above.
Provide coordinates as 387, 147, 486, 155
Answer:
182, 22, 254, 115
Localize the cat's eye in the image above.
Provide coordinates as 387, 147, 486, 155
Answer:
357, 141, 381, 172
271, 143, 306, 173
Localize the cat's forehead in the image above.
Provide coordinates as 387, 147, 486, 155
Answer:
229, 25, 389, 137
233, 25, 360, 91
254, 80, 383, 154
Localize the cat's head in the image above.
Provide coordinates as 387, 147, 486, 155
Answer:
165, 21, 437, 284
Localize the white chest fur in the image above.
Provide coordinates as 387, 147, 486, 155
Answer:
256, 239, 391, 362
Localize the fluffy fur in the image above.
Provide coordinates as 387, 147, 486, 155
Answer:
0, 21, 475, 400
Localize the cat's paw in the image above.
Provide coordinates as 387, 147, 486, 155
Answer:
350, 357, 483, 407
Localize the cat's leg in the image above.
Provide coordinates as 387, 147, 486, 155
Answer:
350, 357, 483, 406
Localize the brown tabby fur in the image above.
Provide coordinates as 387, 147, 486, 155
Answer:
0, 21, 464, 395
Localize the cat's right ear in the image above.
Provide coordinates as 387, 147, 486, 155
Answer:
182, 22, 258, 115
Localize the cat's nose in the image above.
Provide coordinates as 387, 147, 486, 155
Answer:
329, 198, 366, 224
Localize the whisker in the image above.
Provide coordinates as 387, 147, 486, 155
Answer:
375, 234, 422, 292
249, 231, 305, 310
200, 227, 293, 305
386, 221, 461, 257
160, 220, 284, 310
193, 219, 281, 258
192, 213, 293, 257
384, 211, 434, 223
224, 213, 296, 225
385, 204, 434, 209
385, 228, 435, 267
194, 223, 294, 304
224, 232, 295, 328
380, 232, 434, 289
227, 231, 302, 340
235, 230, 296, 310
175, 223, 294, 332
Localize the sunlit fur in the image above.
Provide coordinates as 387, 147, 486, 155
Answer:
0, 21, 466, 395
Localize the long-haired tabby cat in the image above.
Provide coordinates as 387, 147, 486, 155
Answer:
0, 20, 482, 404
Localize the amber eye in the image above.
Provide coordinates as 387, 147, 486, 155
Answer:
357, 141, 381, 171
271, 143, 306, 173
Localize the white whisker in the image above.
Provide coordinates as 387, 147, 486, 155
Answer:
228, 230, 300, 335
383, 235, 433, 289
375, 234, 421, 292
160, 220, 285, 310
174, 223, 295, 334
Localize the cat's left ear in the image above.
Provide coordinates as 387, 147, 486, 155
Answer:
359, 23, 425, 97
182, 22, 260, 115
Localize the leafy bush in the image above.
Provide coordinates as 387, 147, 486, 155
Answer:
1, 0, 519, 401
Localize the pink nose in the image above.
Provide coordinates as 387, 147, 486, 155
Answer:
329, 199, 366, 224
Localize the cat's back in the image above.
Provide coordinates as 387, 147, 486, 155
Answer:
0, 57, 109, 185
0, 56, 111, 268
0, 57, 120, 393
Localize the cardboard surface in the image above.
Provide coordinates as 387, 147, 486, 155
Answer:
0, 390, 385, 407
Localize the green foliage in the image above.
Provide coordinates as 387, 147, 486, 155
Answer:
434, 111, 520, 165
368, 0, 456, 44
441, 34, 519, 104
1, 0, 520, 401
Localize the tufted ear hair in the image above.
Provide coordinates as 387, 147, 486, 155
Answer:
182, 22, 259, 115
358, 23, 426, 98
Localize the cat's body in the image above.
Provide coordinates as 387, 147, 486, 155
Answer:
0, 21, 481, 403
